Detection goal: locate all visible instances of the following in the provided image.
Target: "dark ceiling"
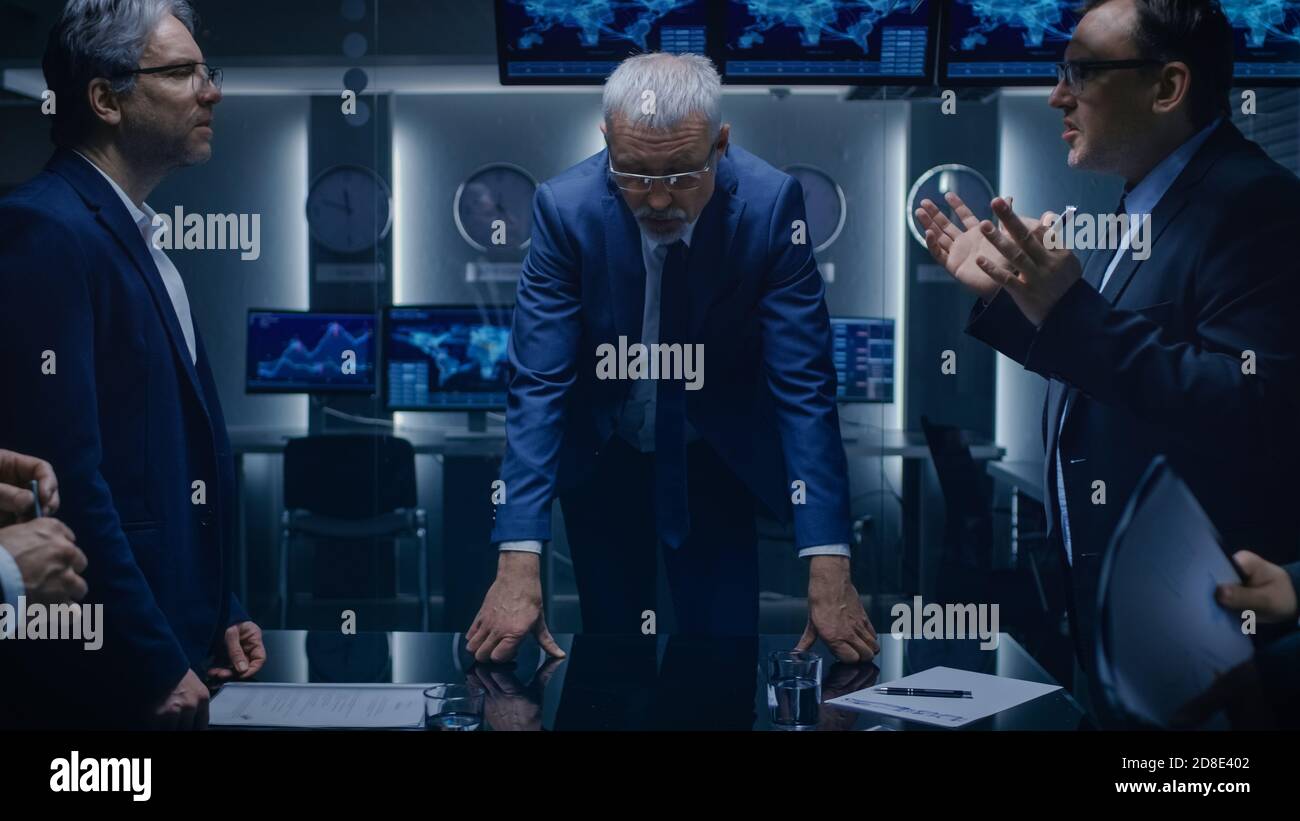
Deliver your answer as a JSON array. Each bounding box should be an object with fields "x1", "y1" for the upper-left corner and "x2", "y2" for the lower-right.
[{"x1": 0, "y1": 0, "x2": 500, "y2": 65}]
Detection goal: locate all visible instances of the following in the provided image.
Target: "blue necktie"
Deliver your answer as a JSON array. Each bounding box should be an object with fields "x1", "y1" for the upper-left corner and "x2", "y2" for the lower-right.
[{"x1": 655, "y1": 239, "x2": 690, "y2": 549}]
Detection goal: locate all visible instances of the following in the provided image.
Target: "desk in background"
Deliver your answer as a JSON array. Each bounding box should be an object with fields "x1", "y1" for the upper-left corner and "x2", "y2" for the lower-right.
[
  {"x1": 986, "y1": 459, "x2": 1049, "y2": 570},
  {"x1": 240, "y1": 630, "x2": 1087, "y2": 731},
  {"x1": 228, "y1": 426, "x2": 1007, "y2": 625}
]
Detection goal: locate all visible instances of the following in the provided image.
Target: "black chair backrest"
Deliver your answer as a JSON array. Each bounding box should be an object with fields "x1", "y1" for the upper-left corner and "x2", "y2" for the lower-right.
[
  {"x1": 283, "y1": 434, "x2": 417, "y2": 518},
  {"x1": 920, "y1": 416, "x2": 993, "y2": 567}
]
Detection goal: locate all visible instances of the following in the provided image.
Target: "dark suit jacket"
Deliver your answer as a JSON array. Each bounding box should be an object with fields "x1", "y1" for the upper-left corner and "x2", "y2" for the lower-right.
[
  {"x1": 967, "y1": 122, "x2": 1300, "y2": 650},
  {"x1": 0, "y1": 150, "x2": 246, "y2": 727},
  {"x1": 490, "y1": 144, "x2": 852, "y2": 549}
]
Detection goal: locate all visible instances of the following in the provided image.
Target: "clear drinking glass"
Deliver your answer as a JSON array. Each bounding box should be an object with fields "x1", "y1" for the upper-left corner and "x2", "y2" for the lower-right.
[
  {"x1": 423, "y1": 684, "x2": 484, "y2": 731},
  {"x1": 767, "y1": 649, "x2": 823, "y2": 729}
]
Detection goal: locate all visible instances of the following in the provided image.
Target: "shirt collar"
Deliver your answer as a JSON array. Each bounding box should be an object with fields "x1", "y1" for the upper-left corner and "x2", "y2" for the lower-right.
[
  {"x1": 640, "y1": 214, "x2": 700, "y2": 253},
  {"x1": 1124, "y1": 117, "x2": 1222, "y2": 216},
  {"x1": 71, "y1": 149, "x2": 159, "y2": 229}
]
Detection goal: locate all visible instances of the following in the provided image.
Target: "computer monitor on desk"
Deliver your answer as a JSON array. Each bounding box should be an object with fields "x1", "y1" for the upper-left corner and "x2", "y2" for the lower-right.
[
  {"x1": 831, "y1": 316, "x2": 894, "y2": 404},
  {"x1": 245, "y1": 310, "x2": 376, "y2": 394},
  {"x1": 383, "y1": 305, "x2": 513, "y2": 429}
]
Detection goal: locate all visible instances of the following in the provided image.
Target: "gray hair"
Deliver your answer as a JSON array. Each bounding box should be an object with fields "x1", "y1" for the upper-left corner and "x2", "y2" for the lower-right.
[
  {"x1": 43, "y1": 0, "x2": 197, "y2": 148},
  {"x1": 602, "y1": 52, "x2": 721, "y2": 138}
]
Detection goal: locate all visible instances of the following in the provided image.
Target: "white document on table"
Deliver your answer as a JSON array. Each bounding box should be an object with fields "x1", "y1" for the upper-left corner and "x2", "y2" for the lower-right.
[
  {"x1": 826, "y1": 666, "x2": 1060, "y2": 728},
  {"x1": 209, "y1": 682, "x2": 431, "y2": 729}
]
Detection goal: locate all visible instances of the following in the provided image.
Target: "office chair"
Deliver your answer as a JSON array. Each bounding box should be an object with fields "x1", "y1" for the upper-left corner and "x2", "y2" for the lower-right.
[
  {"x1": 919, "y1": 416, "x2": 1056, "y2": 623},
  {"x1": 280, "y1": 434, "x2": 429, "y2": 630}
]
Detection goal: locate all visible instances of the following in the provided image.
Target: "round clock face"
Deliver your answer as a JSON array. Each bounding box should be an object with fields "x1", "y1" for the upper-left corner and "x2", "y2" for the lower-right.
[
  {"x1": 454, "y1": 163, "x2": 537, "y2": 252},
  {"x1": 783, "y1": 164, "x2": 847, "y2": 253},
  {"x1": 907, "y1": 164, "x2": 996, "y2": 249},
  {"x1": 306, "y1": 165, "x2": 393, "y2": 254}
]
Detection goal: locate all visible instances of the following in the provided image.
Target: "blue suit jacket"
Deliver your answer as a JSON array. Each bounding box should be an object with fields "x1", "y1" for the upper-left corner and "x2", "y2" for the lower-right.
[
  {"x1": 490, "y1": 144, "x2": 851, "y2": 550},
  {"x1": 0, "y1": 150, "x2": 246, "y2": 725}
]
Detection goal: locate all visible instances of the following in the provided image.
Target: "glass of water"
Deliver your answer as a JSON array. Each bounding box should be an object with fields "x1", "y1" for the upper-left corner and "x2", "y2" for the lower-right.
[
  {"x1": 423, "y1": 684, "x2": 484, "y2": 731},
  {"x1": 767, "y1": 649, "x2": 823, "y2": 729}
]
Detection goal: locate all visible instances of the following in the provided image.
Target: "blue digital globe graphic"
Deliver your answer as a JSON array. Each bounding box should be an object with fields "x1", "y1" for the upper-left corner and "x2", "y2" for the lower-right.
[
  {"x1": 391, "y1": 324, "x2": 510, "y2": 388},
  {"x1": 1223, "y1": 0, "x2": 1300, "y2": 48},
  {"x1": 511, "y1": 0, "x2": 697, "y2": 51},
  {"x1": 733, "y1": 0, "x2": 919, "y2": 54},
  {"x1": 956, "y1": 0, "x2": 1074, "y2": 50}
]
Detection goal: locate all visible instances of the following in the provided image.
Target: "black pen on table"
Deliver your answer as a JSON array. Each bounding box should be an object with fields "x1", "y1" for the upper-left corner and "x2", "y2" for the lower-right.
[
  {"x1": 874, "y1": 687, "x2": 972, "y2": 699},
  {"x1": 30, "y1": 479, "x2": 43, "y2": 518}
]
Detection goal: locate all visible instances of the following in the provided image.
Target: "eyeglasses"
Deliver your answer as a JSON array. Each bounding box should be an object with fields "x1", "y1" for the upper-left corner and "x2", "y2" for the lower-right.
[
  {"x1": 608, "y1": 146, "x2": 716, "y2": 193},
  {"x1": 114, "y1": 61, "x2": 223, "y2": 94},
  {"x1": 1055, "y1": 59, "x2": 1162, "y2": 94}
]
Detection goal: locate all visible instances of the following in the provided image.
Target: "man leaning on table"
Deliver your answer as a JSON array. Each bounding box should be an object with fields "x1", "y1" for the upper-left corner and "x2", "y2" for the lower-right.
[{"x1": 468, "y1": 52, "x2": 878, "y2": 664}]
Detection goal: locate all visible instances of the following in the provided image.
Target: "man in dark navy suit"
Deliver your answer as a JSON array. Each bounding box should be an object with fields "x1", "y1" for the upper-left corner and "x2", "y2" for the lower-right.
[
  {"x1": 468, "y1": 52, "x2": 879, "y2": 664},
  {"x1": 0, "y1": 0, "x2": 263, "y2": 729},
  {"x1": 918, "y1": 0, "x2": 1300, "y2": 668}
]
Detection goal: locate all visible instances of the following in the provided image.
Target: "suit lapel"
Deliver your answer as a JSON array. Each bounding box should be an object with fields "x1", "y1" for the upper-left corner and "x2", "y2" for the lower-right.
[
  {"x1": 602, "y1": 189, "x2": 648, "y2": 345},
  {"x1": 50, "y1": 151, "x2": 213, "y2": 427},
  {"x1": 1050, "y1": 123, "x2": 1243, "y2": 446},
  {"x1": 1099, "y1": 121, "x2": 1240, "y2": 305}
]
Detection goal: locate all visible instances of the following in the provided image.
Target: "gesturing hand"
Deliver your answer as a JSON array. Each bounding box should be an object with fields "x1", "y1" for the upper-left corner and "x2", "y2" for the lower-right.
[
  {"x1": 974, "y1": 197, "x2": 1084, "y2": 327},
  {"x1": 916, "y1": 192, "x2": 1037, "y2": 302}
]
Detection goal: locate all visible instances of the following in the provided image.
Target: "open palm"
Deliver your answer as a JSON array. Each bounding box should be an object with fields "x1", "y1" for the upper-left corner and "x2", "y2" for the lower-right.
[{"x1": 916, "y1": 192, "x2": 1036, "y2": 301}]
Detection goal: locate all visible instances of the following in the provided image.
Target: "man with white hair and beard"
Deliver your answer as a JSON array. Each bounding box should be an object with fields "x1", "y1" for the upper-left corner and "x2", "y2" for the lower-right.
[{"x1": 470, "y1": 52, "x2": 878, "y2": 665}]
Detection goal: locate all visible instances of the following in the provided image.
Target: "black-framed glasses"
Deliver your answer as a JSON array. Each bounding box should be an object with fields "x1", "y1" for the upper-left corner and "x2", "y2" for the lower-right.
[
  {"x1": 1055, "y1": 59, "x2": 1162, "y2": 94},
  {"x1": 114, "y1": 61, "x2": 222, "y2": 94},
  {"x1": 608, "y1": 145, "x2": 717, "y2": 193}
]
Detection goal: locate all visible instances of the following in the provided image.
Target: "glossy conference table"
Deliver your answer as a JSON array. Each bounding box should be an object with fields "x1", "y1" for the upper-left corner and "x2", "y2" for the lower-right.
[{"x1": 239, "y1": 630, "x2": 1089, "y2": 731}]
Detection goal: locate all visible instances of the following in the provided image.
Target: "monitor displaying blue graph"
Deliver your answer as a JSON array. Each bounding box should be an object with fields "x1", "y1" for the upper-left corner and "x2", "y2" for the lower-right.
[
  {"x1": 940, "y1": 0, "x2": 1081, "y2": 85},
  {"x1": 495, "y1": 0, "x2": 712, "y2": 84},
  {"x1": 246, "y1": 311, "x2": 375, "y2": 394},
  {"x1": 385, "y1": 306, "x2": 513, "y2": 411},
  {"x1": 724, "y1": 0, "x2": 936, "y2": 83},
  {"x1": 831, "y1": 317, "x2": 894, "y2": 403},
  {"x1": 1224, "y1": 0, "x2": 1300, "y2": 82}
]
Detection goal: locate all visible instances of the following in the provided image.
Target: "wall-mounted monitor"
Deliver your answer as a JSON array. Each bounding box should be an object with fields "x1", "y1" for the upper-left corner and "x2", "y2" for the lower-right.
[
  {"x1": 495, "y1": 0, "x2": 714, "y2": 85},
  {"x1": 724, "y1": 0, "x2": 937, "y2": 84},
  {"x1": 384, "y1": 305, "x2": 513, "y2": 411},
  {"x1": 1224, "y1": 0, "x2": 1300, "y2": 84},
  {"x1": 831, "y1": 317, "x2": 894, "y2": 403},
  {"x1": 245, "y1": 310, "x2": 376, "y2": 394},
  {"x1": 940, "y1": 0, "x2": 1081, "y2": 86}
]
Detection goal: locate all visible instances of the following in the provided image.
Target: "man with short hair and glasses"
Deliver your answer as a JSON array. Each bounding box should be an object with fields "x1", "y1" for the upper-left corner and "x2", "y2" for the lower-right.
[
  {"x1": 470, "y1": 51, "x2": 877, "y2": 665},
  {"x1": 0, "y1": 0, "x2": 261, "y2": 730},
  {"x1": 918, "y1": 0, "x2": 1300, "y2": 689}
]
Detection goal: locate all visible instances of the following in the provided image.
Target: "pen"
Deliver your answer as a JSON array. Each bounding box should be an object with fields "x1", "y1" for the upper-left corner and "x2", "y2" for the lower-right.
[
  {"x1": 30, "y1": 479, "x2": 43, "y2": 518},
  {"x1": 874, "y1": 687, "x2": 972, "y2": 699}
]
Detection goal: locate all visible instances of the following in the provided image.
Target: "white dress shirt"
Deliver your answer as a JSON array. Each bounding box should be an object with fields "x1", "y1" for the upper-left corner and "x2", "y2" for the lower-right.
[
  {"x1": 502, "y1": 218, "x2": 849, "y2": 559},
  {"x1": 73, "y1": 151, "x2": 197, "y2": 364}
]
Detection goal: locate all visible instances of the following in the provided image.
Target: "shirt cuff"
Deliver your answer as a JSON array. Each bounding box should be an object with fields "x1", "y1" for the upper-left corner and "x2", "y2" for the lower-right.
[
  {"x1": 0, "y1": 545, "x2": 24, "y2": 635},
  {"x1": 798, "y1": 543, "x2": 851, "y2": 559},
  {"x1": 498, "y1": 540, "x2": 544, "y2": 554}
]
